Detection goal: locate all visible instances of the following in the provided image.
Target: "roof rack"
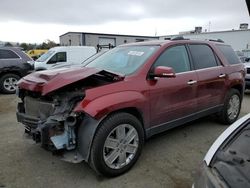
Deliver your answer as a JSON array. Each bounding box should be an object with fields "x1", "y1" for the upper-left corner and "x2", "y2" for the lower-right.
[
  {"x1": 171, "y1": 36, "x2": 190, "y2": 41},
  {"x1": 207, "y1": 39, "x2": 224, "y2": 43}
]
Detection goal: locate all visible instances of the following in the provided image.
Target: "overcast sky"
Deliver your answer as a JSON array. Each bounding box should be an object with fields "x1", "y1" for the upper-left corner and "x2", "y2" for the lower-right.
[{"x1": 0, "y1": 0, "x2": 249, "y2": 43}]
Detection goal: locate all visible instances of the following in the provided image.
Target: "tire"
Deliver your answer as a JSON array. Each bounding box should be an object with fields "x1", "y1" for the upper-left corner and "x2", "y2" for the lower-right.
[
  {"x1": 89, "y1": 112, "x2": 144, "y2": 177},
  {"x1": 0, "y1": 73, "x2": 20, "y2": 94},
  {"x1": 218, "y1": 89, "x2": 241, "y2": 125}
]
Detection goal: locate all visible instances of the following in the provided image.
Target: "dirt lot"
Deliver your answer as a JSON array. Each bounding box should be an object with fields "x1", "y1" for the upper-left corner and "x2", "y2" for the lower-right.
[{"x1": 0, "y1": 93, "x2": 250, "y2": 188}]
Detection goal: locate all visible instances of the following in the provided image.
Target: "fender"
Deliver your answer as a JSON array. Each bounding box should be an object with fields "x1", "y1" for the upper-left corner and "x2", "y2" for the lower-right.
[
  {"x1": 73, "y1": 90, "x2": 149, "y2": 121},
  {"x1": 74, "y1": 91, "x2": 149, "y2": 161},
  {"x1": 77, "y1": 114, "x2": 102, "y2": 161}
]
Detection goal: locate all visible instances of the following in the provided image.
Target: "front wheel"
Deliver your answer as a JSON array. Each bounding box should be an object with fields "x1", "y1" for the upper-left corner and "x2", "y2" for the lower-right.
[
  {"x1": 218, "y1": 89, "x2": 241, "y2": 125},
  {"x1": 90, "y1": 112, "x2": 144, "y2": 177}
]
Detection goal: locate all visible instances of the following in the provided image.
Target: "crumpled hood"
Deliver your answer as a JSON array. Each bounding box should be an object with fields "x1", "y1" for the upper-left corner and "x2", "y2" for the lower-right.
[{"x1": 18, "y1": 67, "x2": 101, "y2": 96}]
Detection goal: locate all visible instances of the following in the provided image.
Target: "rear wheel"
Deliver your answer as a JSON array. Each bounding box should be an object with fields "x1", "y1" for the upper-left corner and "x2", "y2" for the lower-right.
[
  {"x1": 0, "y1": 74, "x2": 20, "y2": 94},
  {"x1": 218, "y1": 89, "x2": 241, "y2": 125},
  {"x1": 90, "y1": 112, "x2": 144, "y2": 177}
]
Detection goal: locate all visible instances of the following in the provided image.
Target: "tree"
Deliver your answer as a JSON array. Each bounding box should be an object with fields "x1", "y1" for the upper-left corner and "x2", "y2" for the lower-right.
[
  {"x1": 38, "y1": 40, "x2": 58, "y2": 49},
  {"x1": 4, "y1": 42, "x2": 13, "y2": 47},
  {"x1": 20, "y1": 43, "x2": 28, "y2": 51}
]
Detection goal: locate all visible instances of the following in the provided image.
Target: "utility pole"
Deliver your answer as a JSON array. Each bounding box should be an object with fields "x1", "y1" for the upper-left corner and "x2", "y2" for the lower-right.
[{"x1": 208, "y1": 21, "x2": 211, "y2": 32}]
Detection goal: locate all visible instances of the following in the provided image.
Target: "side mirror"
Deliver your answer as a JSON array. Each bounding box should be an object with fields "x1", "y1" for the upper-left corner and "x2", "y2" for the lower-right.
[
  {"x1": 245, "y1": 58, "x2": 250, "y2": 62},
  {"x1": 152, "y1": 66, "x2": 176, "y2": 78}
]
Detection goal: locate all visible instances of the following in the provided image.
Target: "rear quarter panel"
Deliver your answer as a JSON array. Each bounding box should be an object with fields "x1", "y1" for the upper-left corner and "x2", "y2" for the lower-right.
[{"x1": 225, "y1": 64, "x2": 245, "y2": 93}]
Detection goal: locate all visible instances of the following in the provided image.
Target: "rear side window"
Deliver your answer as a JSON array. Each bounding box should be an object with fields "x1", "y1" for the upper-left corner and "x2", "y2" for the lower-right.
[
  {"x1": 0, "y1": 49, "x2": 20, "y2": 59},
  {"x1": 153, "y1": 45, "x2": 191, "y2": 73},
  {"x1": 189, "y1": 44, "x2": 218, "y2": 69},
  {"x1": 216, "y1": 45, "x2": 240, "y2": 65}
]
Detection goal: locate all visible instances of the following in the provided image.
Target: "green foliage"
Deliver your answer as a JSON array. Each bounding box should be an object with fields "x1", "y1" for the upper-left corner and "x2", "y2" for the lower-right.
[
  {"x1": 38, "y1": 40, "x2": 58, "y2": 49},
  {"x1": 4, "y1": 40, "x2": 58, "y2": 51},
  {"x1": 20, "y1": 43, "x2": 35, "y2": 51},
  {"x1": 4, "y1": 42, "x2": 13, "y2": 47}
]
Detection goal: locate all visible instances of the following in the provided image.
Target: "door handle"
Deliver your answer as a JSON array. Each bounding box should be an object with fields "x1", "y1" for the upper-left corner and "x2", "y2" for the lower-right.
[
  {"x1": 218, "y1": 74, "x2": 226, "y2": 78},
  {"x1": 187, "y1": 80, "x2": 197, "y2": 85}
]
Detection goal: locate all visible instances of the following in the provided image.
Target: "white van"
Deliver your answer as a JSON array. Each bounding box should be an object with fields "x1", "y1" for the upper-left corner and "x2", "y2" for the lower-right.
[{"x1": 34, "y1": 46, "x2": 96, "y2": 70}]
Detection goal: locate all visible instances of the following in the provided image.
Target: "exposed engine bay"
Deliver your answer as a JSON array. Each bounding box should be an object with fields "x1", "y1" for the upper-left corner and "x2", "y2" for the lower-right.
[{"x1": 16, "y1": 70, "x2": 123, "y2": 162}]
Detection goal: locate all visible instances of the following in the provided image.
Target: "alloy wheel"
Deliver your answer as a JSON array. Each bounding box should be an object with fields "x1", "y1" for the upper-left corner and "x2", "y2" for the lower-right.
[
  {"x1": 103, "y1": 124, "x2": 139, "y2": 169},
  {"x1": 227, "y1": 94, "x2": 240, "y2": 121},
  {"x1": 3, "y1": 77, "x2": 18, "y2": 92}
]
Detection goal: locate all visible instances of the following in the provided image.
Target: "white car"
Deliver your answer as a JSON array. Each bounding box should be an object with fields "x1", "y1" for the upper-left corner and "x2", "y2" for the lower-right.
[
  {"x1": 193, "y1": 113, "x2": 250, "y2": 187},
  {"x1": 34, "y1": 46, "x2": 96, "y2": 70}
]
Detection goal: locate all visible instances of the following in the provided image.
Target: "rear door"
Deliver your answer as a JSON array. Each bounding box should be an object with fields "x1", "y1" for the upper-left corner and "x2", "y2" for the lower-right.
[
  {"x1": 188, "y1": 44, "x2": 227, "y2": 111},
  {"x1": 149, "y1": 45, "x2": 198, "y2": 126},
  {"x1": 0, "y1": 49, "x2": 21, "y2": 68}
]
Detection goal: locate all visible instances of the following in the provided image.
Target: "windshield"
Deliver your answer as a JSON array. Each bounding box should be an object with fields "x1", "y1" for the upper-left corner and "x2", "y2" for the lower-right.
[
  {"x1": 36, "y1": 50, "x2": 55, "y2": 62},
  {"x1": 81, "y1": 51, "x2": 107, "y2": 66},
  {"x1": 86, "y1": 46, "x2": 159, "y2": 75}
]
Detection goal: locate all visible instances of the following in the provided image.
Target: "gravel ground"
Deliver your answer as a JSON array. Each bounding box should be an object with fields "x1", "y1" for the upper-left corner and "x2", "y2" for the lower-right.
[{"x1": 0, "y1": 93, "x2": 250, "y2": 188}]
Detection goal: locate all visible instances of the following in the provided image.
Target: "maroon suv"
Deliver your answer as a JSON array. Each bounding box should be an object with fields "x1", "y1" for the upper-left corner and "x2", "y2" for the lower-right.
[{"x1": 16, "y1": 39, "x2": 245, "y2": 176}]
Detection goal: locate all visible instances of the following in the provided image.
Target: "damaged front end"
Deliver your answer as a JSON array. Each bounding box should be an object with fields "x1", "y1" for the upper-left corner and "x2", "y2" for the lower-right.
[
  {"x1": 17, "y1": 90, "x2": 85, "y2": 162},
  {"x1": 16, "y1": 67, "x2": 124, "y2": 163}
]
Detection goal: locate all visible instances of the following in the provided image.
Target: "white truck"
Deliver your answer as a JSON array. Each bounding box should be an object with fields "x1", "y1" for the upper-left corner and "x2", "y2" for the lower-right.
[{"x1": 34, "y1": 46, "x2": 96, "y2": 70}]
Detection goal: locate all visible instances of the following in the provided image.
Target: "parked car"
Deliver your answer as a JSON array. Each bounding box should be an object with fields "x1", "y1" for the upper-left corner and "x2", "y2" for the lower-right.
[
  {"x1": 235, "y1": 50, "x2": 248, "y2": 63},
  {"x1": 50, "y1": 50, "x2": 108, "y2": 70},
  {"x1": 243, "y1": 59, "x2": 250, "y2": 90},
  {"x1": 34, "y1": 46, "x2": 96, "y2": 70},
  {"x1": 0, "y1": 47, "x2": 33, "y2": 94},
  {"x1": 235, "y1": 51, "x2": 250, "y2": 90},
  {"x1": 16, "y1": 39, "x2": 245, "y2": 177},
  {"x1": 27, "y1": 49, "x2": 48, "y2": 60},
  {"x1": 193, "y1": 113, "x2": 250, "y2": 188}
]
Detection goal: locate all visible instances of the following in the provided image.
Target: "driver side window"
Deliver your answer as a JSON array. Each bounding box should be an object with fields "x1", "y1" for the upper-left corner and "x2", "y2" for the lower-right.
[
  {"x1": 48, "y1": 52, "x2": 66, "y2": 64},
  {"x1": 153, "y1": 45, "x2": 191, "y2": 73}
]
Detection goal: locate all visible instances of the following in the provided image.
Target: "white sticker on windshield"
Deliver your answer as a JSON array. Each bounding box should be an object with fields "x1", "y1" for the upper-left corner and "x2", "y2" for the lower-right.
[{"x1": 128, "y1": 51, "x2": 144, "y2": 56}]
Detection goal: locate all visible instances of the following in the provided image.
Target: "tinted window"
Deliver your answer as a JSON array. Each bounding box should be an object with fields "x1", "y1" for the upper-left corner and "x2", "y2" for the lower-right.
[
  {"x1": 0, "y1": 49, "x2": 19, "y2": 59},
  {"x1": 153, "y1": 45, "x2": 191, "y2": 73},
  {"x1": 216, "y1": 45, "x2": 240, "y2": 65},
  {"x1": 189, "y1": 44, "x2": 218, "y2": 69},
  {"x1": 48, "y1": 52, "x2": 66, "y2": 64},
  {"x1": 57, "y1": 52, "x2": 66, "y2": 62}
]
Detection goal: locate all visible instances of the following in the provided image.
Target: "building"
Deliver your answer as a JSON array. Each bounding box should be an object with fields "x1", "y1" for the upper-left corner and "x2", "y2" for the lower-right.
[
  {"x1": 60, "y1": 24, "x2": 250, "y2": 53},
  {"x1": 60, "y1": 32, "x2": 158, "y2": 50},
  {"x1": 159, "y1": 26, "x2": 250, "y2": 52}
]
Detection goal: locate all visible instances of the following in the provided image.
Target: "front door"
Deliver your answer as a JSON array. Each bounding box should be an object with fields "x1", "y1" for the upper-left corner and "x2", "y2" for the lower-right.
[{"x1": 148, "y1": 45, "x2": 198, "y2": 127}]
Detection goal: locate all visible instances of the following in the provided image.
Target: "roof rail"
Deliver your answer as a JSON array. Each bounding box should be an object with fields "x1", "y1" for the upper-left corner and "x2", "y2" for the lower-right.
[
  {"x1": 207, "y1": 39, "x2": 224, "y2": 43},
  {"x1": 171, "y1": 36, "x2": 189, "y2": 41}
]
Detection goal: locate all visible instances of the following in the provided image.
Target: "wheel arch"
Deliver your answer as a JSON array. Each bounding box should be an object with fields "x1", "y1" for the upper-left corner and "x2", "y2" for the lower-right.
[
  {"x1": 93, "y1": 107, "x2": 146, "y2": 141},
  {"x1": 0, "y1": 71, "x2": 22, "y2": 79},
  {"x1": 77, "y1": 107, "x2": 146, "y2": 162},
  {"x1": 107, "y1": 107, "x2": 145, "y2": 130},
  {"x1": 231, "y1": 84, "x2": 244, "y2": 100}
]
